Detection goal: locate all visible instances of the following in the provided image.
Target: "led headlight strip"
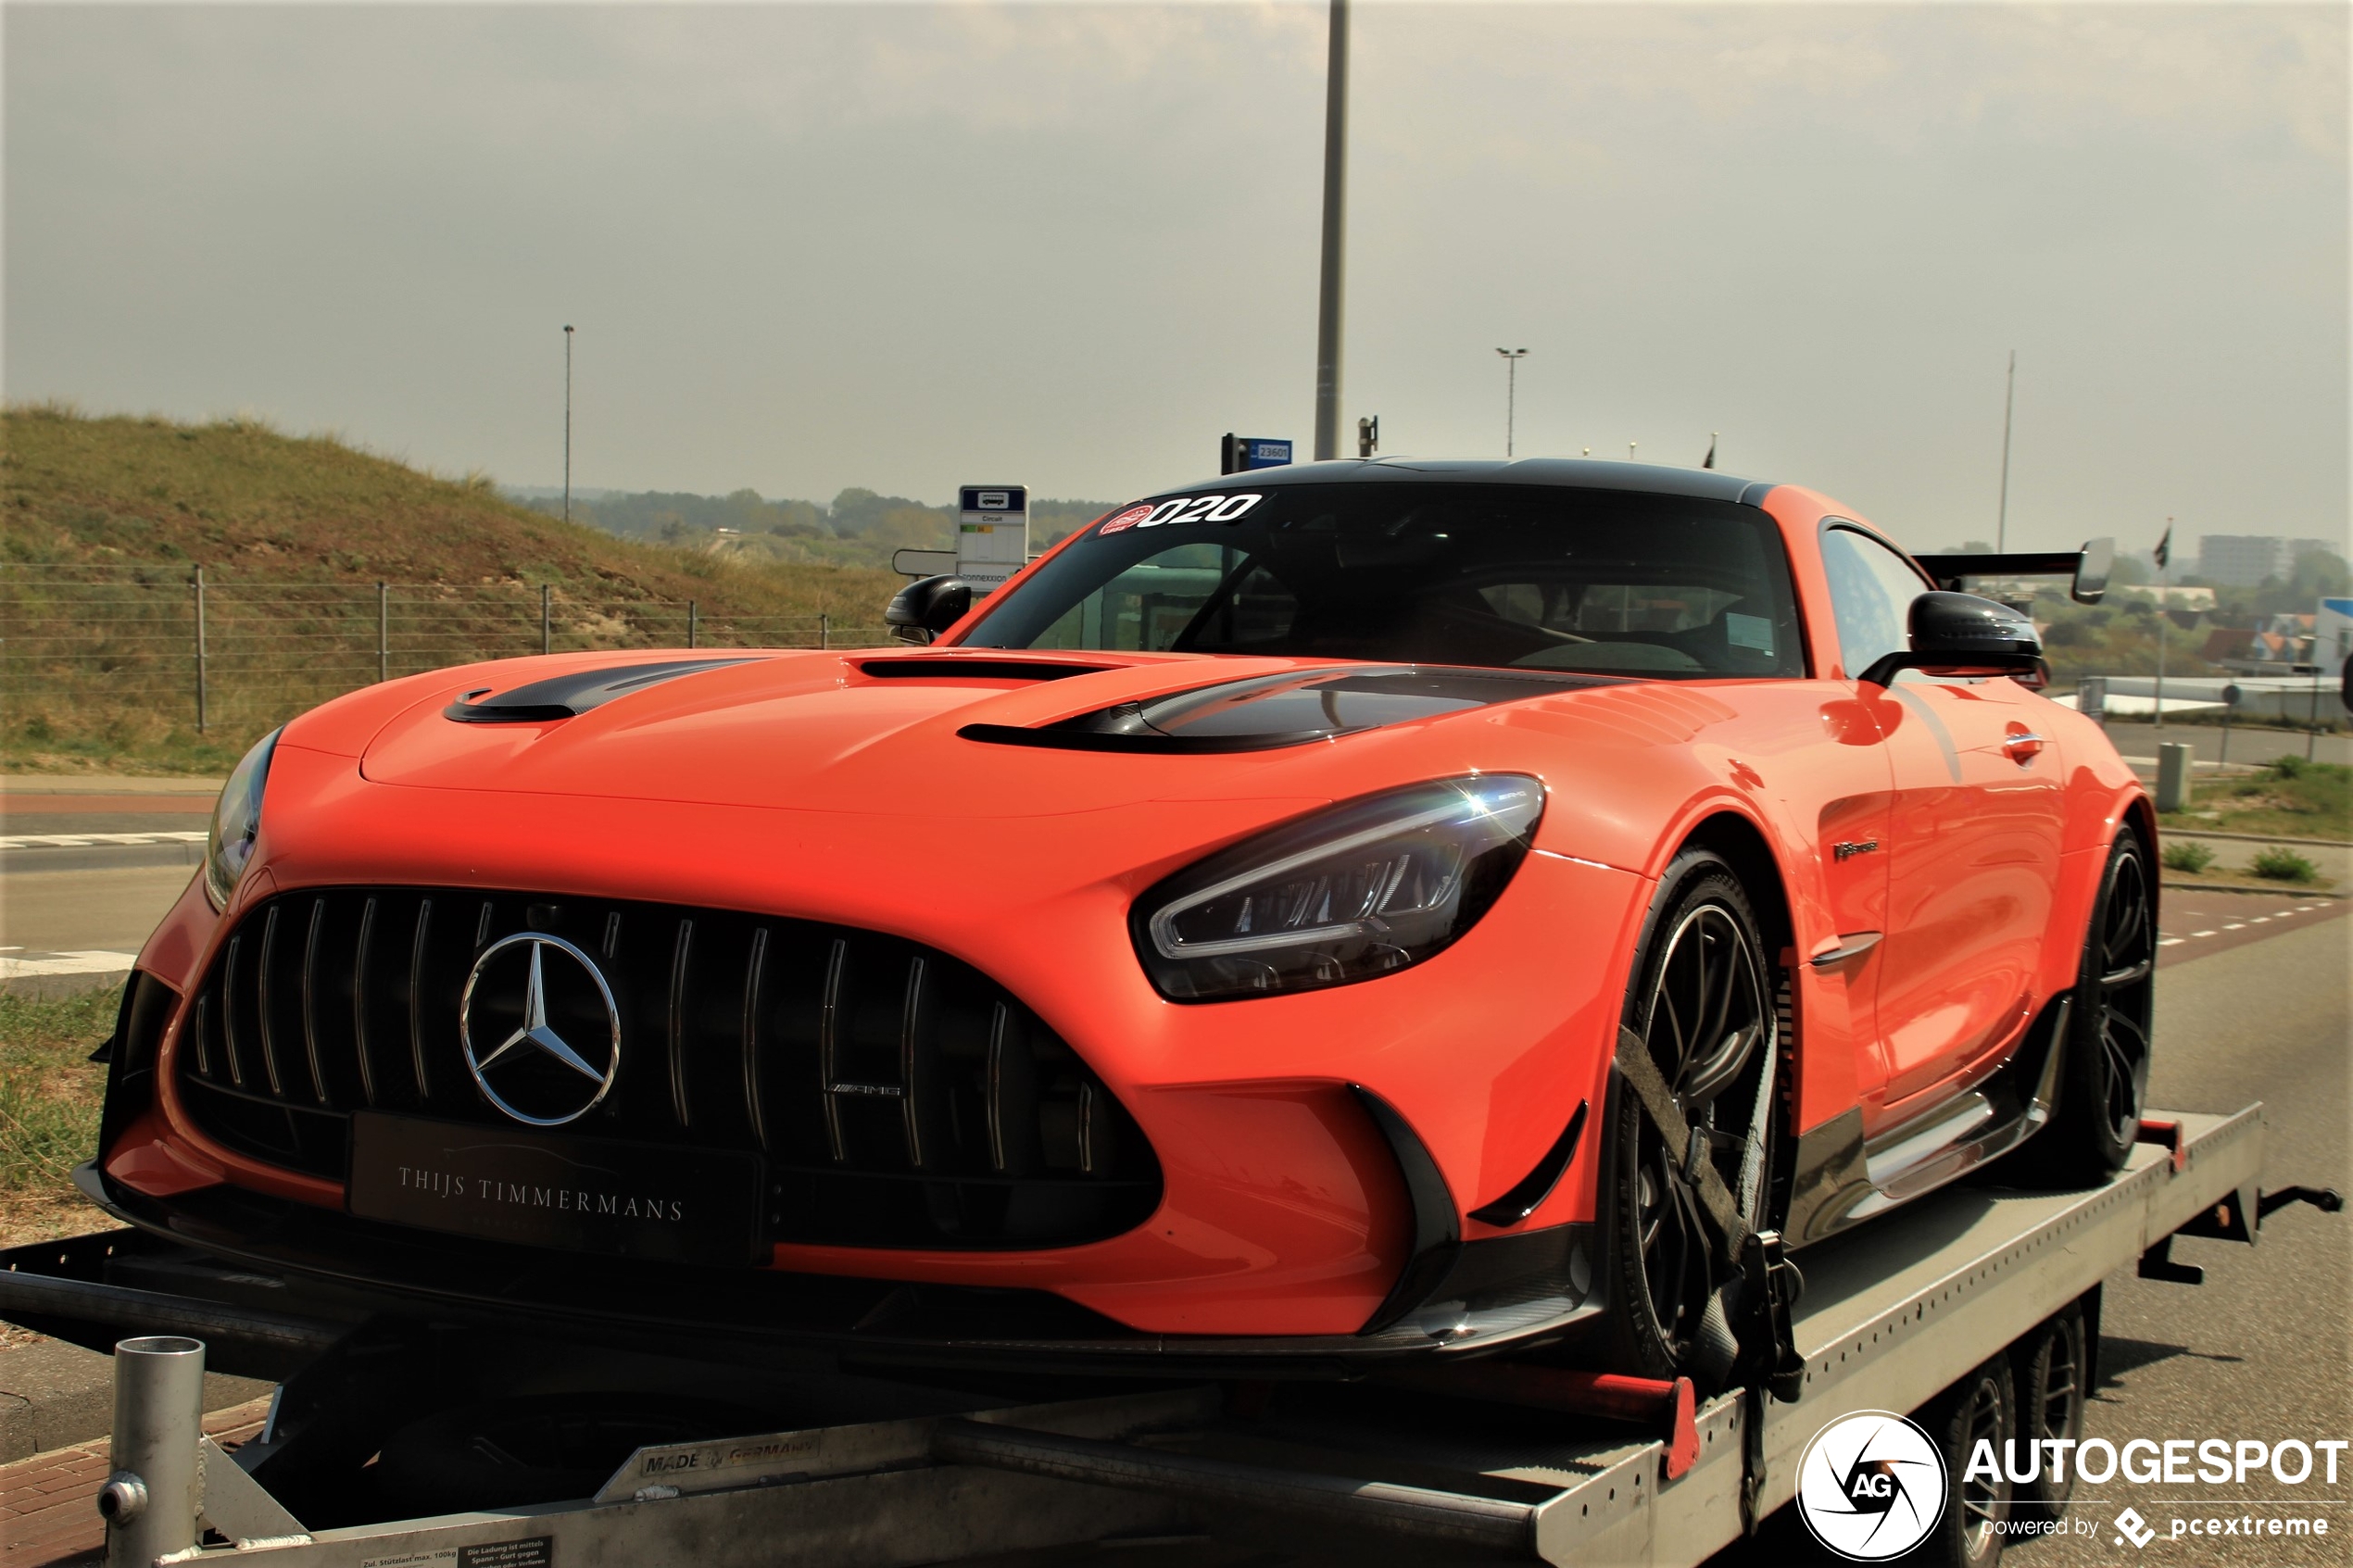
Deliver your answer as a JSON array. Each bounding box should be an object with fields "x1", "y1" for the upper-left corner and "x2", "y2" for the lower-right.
[
  {"x1": 204, "y1": 728, "x2": 281, "y2": 910},
  {"x1": 1132, "y1": 774, "x2": 1545, "y2": 1001}
]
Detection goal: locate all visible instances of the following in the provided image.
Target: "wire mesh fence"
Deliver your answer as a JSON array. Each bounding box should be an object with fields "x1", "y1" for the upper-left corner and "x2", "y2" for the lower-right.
[{"x1": 1, "y1": 564, "x2": 895, "y2": 755}]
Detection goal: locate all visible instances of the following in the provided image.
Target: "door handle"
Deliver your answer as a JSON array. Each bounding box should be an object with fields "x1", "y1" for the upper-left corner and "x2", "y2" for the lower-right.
[{"x1": 2002, "y1": 731, "x2": 2045, "y2": 764}]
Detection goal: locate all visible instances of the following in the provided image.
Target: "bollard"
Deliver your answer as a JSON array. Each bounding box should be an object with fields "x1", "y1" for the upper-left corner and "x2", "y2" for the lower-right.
[
  {"x1": 100, "y1": 1336, "x2": 206, "y2": 1568},
  {"x1": 2155, "y1": 741, "x2": 2195, "y2": 814}
]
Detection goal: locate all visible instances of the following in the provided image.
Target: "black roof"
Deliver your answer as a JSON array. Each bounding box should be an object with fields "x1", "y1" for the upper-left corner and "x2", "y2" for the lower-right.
[{"x1": 1167, "y1": 457, "x2": 1772, "y2": 507}]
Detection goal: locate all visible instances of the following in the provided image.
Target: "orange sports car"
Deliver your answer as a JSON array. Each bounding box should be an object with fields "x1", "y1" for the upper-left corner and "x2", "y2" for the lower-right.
[{"x1": 91, "y1": 459, "x2": 2145, "y2": 1386}]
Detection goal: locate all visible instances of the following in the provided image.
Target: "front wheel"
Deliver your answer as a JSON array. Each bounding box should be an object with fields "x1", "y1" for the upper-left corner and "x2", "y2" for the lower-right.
[{"x1": 1591, "y1": 849, "x2": 1783, "y2": 1386}]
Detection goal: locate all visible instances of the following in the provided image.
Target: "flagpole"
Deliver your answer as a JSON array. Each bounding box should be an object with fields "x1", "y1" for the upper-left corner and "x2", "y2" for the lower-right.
[{"x1": 2154, "y1": 518, "x2": 2171, "y2": 734}]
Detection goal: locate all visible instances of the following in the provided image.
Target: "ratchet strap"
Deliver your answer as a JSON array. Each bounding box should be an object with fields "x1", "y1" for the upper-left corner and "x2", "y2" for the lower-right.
[{"x1": 1615, "y1": 1027, "x2": 1806, "y2": 1410}]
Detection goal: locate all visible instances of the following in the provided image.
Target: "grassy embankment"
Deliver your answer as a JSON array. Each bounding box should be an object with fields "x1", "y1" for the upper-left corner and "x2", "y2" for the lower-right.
[
  {"x1": 2, "y1": 405, "x2": 902, "y2": 773},
  {"x1": 0, "y1": 985, "x2": 112, "y2": 1248}
]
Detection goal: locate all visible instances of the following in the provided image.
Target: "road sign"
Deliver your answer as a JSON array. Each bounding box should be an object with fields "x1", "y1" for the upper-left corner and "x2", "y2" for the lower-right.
[
  {"x1": 1220, "y1": 435, "x2": 1293, "y2": 475},
  {"x1": 956, "y1": 485, "x2": 1028, "y2": 593}
]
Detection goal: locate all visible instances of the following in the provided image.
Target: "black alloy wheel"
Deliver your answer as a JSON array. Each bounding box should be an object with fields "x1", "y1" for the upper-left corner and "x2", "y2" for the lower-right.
[
  {"x1": 1594, "y1": 849, "x2": 1782, "y2": 1384},
  {"x1": 2009, "y1": 1301, "x2": 2088, "y2": 1520},
  {"x1": 2019, "y1": 831, "x2": 2156, "y2": 1185},
  {"x1": 1906, "y1": 1357, "x2": 2017, "y2": 1567}
]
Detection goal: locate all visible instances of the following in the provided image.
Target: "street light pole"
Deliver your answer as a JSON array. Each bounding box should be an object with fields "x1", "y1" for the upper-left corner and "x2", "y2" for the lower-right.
[
  {"x1": 563, "y1": 325, "x2": 575, "y2": 525},
  {"x1": 1312, "y1": 0, "x2": 1349, "y2": 460},
  {"x1": 1995, "y1": 349, "x2": 2015, "y2": 553},
  {"x1": 1495, "y1": 348, "x2": 1527, "y2": 457}
]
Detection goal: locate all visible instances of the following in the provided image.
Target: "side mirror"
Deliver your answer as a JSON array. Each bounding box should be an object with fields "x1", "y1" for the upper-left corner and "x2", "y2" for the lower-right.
[
  {"x1": 884, "y1": 575, "x2": 976, "y2": 645},
  {"x1": 1858, "y1": 592, "x2": 2047, "y2": 689},
  {"x1": 2071, "y1": 537, "x2": 2114, "y2": 604}
]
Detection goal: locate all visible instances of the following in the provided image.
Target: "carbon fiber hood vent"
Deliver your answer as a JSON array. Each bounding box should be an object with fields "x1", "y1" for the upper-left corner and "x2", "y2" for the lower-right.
[{"x1": 958, "y1": 666, "x2": 1617, "y2": 754}]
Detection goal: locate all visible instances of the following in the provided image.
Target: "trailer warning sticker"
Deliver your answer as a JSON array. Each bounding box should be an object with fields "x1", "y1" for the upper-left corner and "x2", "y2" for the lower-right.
[{"x1": 363, "y1": 1540, "x2": 551, "y2": 1568}]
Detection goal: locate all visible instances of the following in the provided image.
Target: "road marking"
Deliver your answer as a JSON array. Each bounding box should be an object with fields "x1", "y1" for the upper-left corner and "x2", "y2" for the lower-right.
[
  {"x1": 2192, "y1": 930, "x2": 2218, "y2": 938},
  {"x1": 2223, "y1": 923, "x2": 2246, "y2": 931},
  {"x1": 0, "y1": 830, "x2": 208, "y2": 849},
  {"x1": 2158, "y1": 937, "x2": 2184, "y2": 947},
  {"x1": 2251, "y1": 917, "x2": 2271, "y2": 923},
  {"x1": 0, "y1": 949, "x2": 138, "y2": 978}
]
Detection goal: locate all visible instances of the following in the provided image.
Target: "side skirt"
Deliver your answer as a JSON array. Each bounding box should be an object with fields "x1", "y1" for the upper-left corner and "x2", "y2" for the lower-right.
[{"x1": 1785, "y1": 996, "x2": 2071, "y2": 1247}]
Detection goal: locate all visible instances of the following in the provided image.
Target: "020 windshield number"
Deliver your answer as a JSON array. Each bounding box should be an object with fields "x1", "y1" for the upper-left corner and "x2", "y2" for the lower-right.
[{"x1": 1100, "y1": 493, "x2": 1265, "y2": 534}]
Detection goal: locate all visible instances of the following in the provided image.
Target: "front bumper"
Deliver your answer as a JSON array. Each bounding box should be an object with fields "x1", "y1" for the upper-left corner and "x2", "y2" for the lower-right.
[{"x1": 57, "y1": 1162, "x2": 1604, "y2": 1378}]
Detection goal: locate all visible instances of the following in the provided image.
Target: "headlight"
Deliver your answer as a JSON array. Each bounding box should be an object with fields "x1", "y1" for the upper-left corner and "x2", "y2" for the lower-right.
[
  {"x1": 204, "y1": 729, "x2": 281, "y2": 910},
  {"x1": 1132, "y1": 775, "x2": 1544, "y2": 1001}
]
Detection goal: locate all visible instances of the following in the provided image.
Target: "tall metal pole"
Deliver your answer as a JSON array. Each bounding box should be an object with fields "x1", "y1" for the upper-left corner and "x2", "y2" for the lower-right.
[
  {"x1": 2154, "y1": 518, "x2": 2170, "y2": 734},
  {"x1": 540, "y1": 583, "x2": 552, "y2": 656},
  {"x1": 376, "y1": 581, "x2": 388, "y2": 684},
  {"x1": 1496, "y1": 348, "x2": 1527, "y2": 457},
  {"x1": 1312, "y1": 0, "x2": 1350, "y2": 460},
  {"x1": 563, "y1": 325, "x2": 575, "y2": 525},
  {"x1": 192, "y1": 566, "x2": 208, "y2": 735},
  {"x1": 1995, "y1": 350, "x2": 2015, "y2": 554}
]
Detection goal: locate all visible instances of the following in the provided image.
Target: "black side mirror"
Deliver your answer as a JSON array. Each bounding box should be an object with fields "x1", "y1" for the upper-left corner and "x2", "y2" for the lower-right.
[
  {"x1": 1858, "y1": 591, "x2": 2047, "y2": 689},
  {"x1": 884, "y1": 575, "x2": 976, "y2": 645}
]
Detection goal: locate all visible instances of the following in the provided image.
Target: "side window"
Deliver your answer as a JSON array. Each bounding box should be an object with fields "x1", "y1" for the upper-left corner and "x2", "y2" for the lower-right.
[{"x1": 1819, "y1": 527, "x2": 1930, "y2": 679}]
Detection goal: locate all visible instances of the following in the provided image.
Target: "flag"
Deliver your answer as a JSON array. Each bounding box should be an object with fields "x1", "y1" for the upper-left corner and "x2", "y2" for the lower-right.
[
  {"x1": 2154, "y1": 524, "x2": 2171, "y2": 571},
  {"x1": 1702, "y1": 433, "x2": 1717, "y2": 470}
]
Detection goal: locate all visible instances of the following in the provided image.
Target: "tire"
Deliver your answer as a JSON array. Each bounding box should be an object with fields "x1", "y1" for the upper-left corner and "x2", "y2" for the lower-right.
[
  {"x1": 2018, "y1": 829, "x2": 2157, "y2": 1186},
  {"x1": 1900, "y1": 1357, "x2": 2016, "y2": 1568},
  {"x1": 2008, "y1": 1301, "x2": 2088, "y2": 1522},
  {"x1": 1590, "y1": 848, "x2": 1783, "y2": 1387}
]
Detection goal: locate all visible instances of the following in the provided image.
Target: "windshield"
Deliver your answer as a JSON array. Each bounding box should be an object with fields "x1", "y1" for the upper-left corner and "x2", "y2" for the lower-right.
[{"x1": 956, "y1": 483, "x2": 1805, "y2": 678}]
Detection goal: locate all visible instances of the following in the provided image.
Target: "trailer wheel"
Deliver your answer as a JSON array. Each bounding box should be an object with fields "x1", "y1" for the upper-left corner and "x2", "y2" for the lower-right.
[
  {"x1": 2009, "y1": 1301, "x2": 2087, "y2": 1520},
  {"x1": 1903, "y1": 1356, "x2": 2015, "y2": 1567}
]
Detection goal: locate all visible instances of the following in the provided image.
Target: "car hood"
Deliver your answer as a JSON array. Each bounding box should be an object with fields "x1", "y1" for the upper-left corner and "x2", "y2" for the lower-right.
[{"x1": 356, "y1": 648, "x2": 1617, "y2": 820}]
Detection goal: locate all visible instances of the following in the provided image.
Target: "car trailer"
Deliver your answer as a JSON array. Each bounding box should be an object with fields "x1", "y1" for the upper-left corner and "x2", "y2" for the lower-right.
[{"x1": 4, "y1": 1106, "x2": 2339, "y2": 1568}]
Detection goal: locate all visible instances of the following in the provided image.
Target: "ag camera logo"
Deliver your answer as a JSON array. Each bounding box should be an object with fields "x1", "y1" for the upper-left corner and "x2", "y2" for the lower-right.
[{"x1": 1796, "y1": 1411, "x2": 1947, "y2": 1561}]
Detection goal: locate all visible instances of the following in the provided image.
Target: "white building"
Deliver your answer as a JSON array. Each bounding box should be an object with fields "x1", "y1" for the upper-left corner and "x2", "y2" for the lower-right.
[{"x1": 2195, "y1": 534, "x2": 2341, "y2": 587}]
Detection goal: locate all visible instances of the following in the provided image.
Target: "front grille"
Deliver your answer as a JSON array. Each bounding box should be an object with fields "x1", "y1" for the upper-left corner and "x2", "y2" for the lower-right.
[{"x1": 175, "y1": 889, "x2": 1162, "y2": 1250}]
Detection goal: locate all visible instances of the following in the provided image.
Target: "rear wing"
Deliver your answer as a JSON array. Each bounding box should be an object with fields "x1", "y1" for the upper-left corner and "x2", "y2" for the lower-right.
[{"x1": 1915, "y1": 536, "x2": 2114, "y2": 605}]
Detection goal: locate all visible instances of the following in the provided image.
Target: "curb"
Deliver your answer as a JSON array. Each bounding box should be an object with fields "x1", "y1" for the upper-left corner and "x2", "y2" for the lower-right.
[
  {"x1": 0, "y1": 1338, "x2": 271, "y2": 1462},
  {"x1": 2158, "y1": 828, "x2": 2347, "y2": 849},
  {"x1": 2159, "y1": 878, "x2": 2347, "y2": 899}
]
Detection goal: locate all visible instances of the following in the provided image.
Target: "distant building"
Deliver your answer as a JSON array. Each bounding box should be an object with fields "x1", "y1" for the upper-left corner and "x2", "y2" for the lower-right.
[{"x1": 2195, "y1": 535, "x2": 2340, "y2": 587}]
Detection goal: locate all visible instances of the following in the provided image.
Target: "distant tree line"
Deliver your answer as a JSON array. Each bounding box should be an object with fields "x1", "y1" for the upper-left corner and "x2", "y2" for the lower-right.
[{"x1": 510, "y1": 487, "x2": 1115, "y2": 574}]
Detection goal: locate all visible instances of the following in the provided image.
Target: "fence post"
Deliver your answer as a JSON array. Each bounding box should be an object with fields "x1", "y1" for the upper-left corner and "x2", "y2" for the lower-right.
[
  {"x1": 377, "y1": 582, "x2": 389, "y2": 684},
  {"x1": 820, "y1": 613, "x2": 829, "y2": 650},
  {"x1": 541, "y1": 584, "x2": 552, "y2": 657},
  {"x1": 688, "y1": 601, "x2": 698, "y2": 649},
  {"x1": 192, "y1": 566, "x2": 208, "y2": 735}
]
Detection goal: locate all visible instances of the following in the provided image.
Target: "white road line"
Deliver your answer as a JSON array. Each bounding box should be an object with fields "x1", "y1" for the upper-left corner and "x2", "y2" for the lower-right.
[
  {"x1": 0, "y1": 830, "x2": 208, "y2": 849},
  {"x1": 0, "y1": 949, "x2": 138, "y2": 978},
  {"x1": 2192, "y1": 930, "x2": 2218, "y2": 938},
  {"x1": 2223, "y1": 923, "x2": 2246, "y2": 931},
  {"x1": 2158, "y1": 937, "x2": 2185, "y2": 947},
  {"x1": 2251, "y1": 917, "x2": 2271, "y2": 923}
]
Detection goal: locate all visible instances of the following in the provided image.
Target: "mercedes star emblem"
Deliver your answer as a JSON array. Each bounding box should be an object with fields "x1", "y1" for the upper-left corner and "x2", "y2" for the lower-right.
[{"x1": 459, "y1": 933, "x2": 623, "y2": 1126}]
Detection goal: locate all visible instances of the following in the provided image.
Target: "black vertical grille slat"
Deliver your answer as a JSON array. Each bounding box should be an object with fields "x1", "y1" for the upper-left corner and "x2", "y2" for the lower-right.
[
  {"x1": 900, "y1": 956, "x2": 928, "y2": 1169},
  {"x1": 819, "y1": 937, "x2": 849, "y2": 1162},
  {"x1": 742, "y1": 928, "x2": 770, "y2": 1150},
  {"x1": 193, "y1": 994, "x2": 214, "y2": 1079},
  {"x1": 352, "y1": 897, "x2": 379, "y2": 1107},
  {"x1": 299, "y1": 898, "x2": 331, "y2": 1107},
  {"x1": 177, "y1": 887, "x2": 1162, "y2": 1248},
  {"x1": 408, "y1": 898, "x2": 434, "y2": 1101},
  {"x1": 668, "y1": 919, "x2": 695, "y2": 1129},
  {"x1": 255, "y1": 904, "x2": 286, "y2": 1098}
]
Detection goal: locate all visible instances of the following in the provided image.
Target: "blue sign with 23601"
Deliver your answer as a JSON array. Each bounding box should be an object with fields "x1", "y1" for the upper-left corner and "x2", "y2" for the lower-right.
[{"x1": 1239, "y1": 439, "x2": 1291, "y2": 470}]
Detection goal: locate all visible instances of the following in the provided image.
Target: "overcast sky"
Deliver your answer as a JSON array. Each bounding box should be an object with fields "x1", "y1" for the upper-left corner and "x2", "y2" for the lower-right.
[{"x1": 6, "y1": 3, "x2": 2345, "y2": 557}]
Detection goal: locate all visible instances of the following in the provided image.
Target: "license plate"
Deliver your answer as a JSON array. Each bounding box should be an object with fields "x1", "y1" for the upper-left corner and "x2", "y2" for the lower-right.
[{"x1": 347, "y1": 1113, "x2": 764, "y2": 1267}]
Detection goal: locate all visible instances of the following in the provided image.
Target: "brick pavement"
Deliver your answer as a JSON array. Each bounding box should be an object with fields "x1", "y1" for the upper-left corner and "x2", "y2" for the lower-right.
[{"x1": 1, "y1": 1398, "x2": 270, "y2": 1566}]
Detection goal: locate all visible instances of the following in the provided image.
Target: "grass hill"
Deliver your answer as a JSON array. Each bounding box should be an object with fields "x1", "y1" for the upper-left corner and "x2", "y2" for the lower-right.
[
  {"x1": 516, "y1": 485, "x2": 1117, "y2": 574},
  {"x1": 0, "y1": 405, "x2": 903, "y2": 772}
]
